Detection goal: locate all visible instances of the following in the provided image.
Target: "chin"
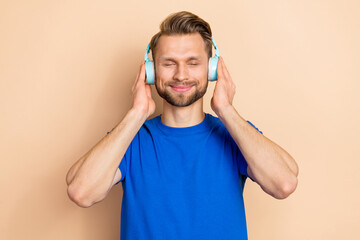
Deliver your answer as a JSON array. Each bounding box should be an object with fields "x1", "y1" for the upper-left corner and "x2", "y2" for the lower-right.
[
  {"x1": 159, "y1": 89, "x2": 207, "y2": 107},
  {"x1": 155, "y1": 78, "x2": 208, "y2": 107}
]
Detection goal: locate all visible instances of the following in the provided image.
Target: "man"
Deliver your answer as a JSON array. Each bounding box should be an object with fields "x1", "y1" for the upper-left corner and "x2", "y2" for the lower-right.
[{"x1": 66, "y1": 11, "x2": 298, "y2": 240}]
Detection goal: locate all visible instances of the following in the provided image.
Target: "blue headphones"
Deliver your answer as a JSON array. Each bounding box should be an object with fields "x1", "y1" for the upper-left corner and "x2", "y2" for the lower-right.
[{"x1": 144, "y1": 37, "x2": 220, "y2": 84}]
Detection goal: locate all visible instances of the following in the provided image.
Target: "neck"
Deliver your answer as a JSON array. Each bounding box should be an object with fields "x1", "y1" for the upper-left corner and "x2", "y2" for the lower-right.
[{"x1": 161, "y1": 98, "x2": 205, "y2": 127}]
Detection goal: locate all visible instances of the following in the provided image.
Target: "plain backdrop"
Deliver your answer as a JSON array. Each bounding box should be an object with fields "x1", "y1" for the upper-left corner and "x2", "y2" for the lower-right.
[{"x1": 1, "y1": 0, "x2": 359, "y2": 239}]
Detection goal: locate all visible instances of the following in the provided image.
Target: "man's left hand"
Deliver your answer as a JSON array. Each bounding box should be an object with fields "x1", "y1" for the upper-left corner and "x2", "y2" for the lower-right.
[{"x1": 211, "y1": 56, "x2": 236, "y2": 117}]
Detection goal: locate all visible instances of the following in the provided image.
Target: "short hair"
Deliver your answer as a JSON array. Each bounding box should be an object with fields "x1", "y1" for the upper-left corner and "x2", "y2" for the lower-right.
[{"x1": 150, "y1": 11, "x2": 213, "y2": 61}]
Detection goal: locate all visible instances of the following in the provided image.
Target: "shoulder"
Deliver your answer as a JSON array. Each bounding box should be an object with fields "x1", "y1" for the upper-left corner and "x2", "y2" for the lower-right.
[
  {"x1": 205, "y1": 113, "x2": 221, "y2": 127},
  {"x1": 144, "y1": 115, "x2": 160, "y2": 127},
  {"x1": 204, "y1": 113, "x2": 234, "y2": 143},
  {"x1": 139, "y1": 114, "x2": 161, "y2": 134},
  {"x1": 206, "y1": 113, "x2": 229, "y2": 133}
]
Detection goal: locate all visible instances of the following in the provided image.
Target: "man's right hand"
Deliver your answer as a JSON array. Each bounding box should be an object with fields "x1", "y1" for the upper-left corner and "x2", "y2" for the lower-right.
[
  {"x1": 131, "y1": 61, "x2": 156, "y2": 119},
  {"x1": 66, "y1": 61, "x2": 156, "y2": 208}
]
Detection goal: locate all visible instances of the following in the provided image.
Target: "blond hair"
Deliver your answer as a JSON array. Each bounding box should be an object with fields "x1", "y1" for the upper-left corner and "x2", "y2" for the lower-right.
[{"x1": 150, "y1": 11, "x2": 213, "y2": 60}]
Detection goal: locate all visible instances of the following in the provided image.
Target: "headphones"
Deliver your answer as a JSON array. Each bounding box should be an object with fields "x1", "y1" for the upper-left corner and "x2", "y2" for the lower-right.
[{"x1": 144, "y1": 37, "x2": 220, "y2": 84}]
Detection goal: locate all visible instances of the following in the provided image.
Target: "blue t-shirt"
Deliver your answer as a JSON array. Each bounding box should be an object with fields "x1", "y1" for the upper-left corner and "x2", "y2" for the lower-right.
[{"x1": 108, "y1": 113, "x2": 262, "y2": 240}]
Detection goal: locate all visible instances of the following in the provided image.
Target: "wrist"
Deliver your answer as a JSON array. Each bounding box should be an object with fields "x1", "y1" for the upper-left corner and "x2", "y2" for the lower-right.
[
  {"x1": 128, "y1": 107, "x2": 149, "y2": 124},
  {"x1": 215, "y1": 104, "x2": 234, "y2": 121}
]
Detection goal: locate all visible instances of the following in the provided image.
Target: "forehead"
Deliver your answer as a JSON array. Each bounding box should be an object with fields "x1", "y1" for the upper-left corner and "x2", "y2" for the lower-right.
[{"x1": 155, "y1": 33, "x2": 207, "y2": 61}]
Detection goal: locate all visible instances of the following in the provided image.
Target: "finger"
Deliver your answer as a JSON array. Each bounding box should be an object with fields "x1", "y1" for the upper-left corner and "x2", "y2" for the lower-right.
[
  {"x1": 220, "y1": 57, "x2": 233, "y2": 84},
  {"x1": 220, "y1": 57, "x2": 231, "y2": 80},
  {"x1": 217, "y1": 56, "x2": 226, "y2": 81},
  {"x1": 136, "y1": 61, "x2": 144, "y2": 79},
  {"x1": 137, "y1": 61, "x2": 146, "y2": 85},
  {"x1": 132, "y1": 62, "x2": 142, "y2": 89},
  {"x1": 136, "y1": 61, "x2": 146, "y2": 83},
  {"x1": 132, "y1": 61, "x2": 146, "y2": 91}
]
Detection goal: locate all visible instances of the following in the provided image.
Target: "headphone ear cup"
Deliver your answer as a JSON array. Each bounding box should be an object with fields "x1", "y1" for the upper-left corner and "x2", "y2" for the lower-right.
[
  {"x1": 208, "y1": 56, "x2": 219, "y2": 81},
  {"x1": 145, "y1": 61, "x2": 155, "y2": 84}
]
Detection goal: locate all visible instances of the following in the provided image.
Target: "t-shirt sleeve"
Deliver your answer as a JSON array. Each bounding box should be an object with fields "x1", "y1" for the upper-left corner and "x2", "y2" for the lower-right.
[
  {"x1": 115, "y1": 154, "x2": 127, "y2": 184},
  {"x1": 228, "y1": 120, "x2": 263, "y2": 182},
  {"x1": 227, "y1": 133, "x2": 251, "y2": 180},
  {"x1": 246, "y1": 120, "x2": 263, "y2": 134},
  {"x1": 106, "y1": 128, "x2": 130, "y2": 185}
]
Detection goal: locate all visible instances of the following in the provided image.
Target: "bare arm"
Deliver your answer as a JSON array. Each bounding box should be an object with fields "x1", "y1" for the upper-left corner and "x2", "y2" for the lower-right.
[
  {"x1": 66, "y1": 62, "x2": 155, "y2": 207},
  {"x1": 211, "y1": 57, "x2": 298, "y2": 199},
  {"x1": 218, "y1": 106, "x2": 298, "y2": 199}
]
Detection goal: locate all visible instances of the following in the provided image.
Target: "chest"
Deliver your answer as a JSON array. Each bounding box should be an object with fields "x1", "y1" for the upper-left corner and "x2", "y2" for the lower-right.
[{"x1": 127, "y1": 132, "x2": 241, "y2": 193}]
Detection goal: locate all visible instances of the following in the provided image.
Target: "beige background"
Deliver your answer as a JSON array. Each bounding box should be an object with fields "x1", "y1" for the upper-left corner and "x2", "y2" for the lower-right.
[{"x1": 1, "y1": 0, "x2": 359, "y2": 239}]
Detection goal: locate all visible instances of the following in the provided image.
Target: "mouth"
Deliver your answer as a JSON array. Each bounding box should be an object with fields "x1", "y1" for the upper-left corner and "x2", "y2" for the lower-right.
[{"x1": 170, "y1": 85, "x2": 194, "y2": 93}]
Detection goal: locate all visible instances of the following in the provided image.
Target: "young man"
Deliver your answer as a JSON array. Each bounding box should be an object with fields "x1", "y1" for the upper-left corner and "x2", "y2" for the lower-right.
[{"x1": 66, "y1": 11, "x2": 298, "y2": 240}]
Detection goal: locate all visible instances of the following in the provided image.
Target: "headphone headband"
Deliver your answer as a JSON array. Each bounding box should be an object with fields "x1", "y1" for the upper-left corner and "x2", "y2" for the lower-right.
[
  {"x1": 211, "y1": 37, "x2": 219, "y2": 57},
  {"x1": 145, "y1": 43, "x2": 151, "y2": 62}
]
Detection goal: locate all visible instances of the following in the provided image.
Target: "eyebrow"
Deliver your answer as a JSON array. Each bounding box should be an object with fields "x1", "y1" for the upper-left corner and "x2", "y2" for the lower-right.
[{"x1": 159, "y1": 56, "x2": 202, "y2": 61}]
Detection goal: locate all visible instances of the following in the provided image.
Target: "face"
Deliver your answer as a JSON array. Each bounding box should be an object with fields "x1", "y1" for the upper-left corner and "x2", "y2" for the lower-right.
[{"x1": 154, "y1": 33, "x2": 209, "y2": 107}]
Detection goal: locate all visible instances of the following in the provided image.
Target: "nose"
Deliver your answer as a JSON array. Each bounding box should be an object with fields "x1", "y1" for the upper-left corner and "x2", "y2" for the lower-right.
[{"x1": 173, "y1": 63, "x2": 189, "y2": 82}]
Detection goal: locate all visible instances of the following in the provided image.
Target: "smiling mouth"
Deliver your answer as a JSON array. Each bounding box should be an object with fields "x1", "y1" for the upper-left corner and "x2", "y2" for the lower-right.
[{"x1": 170, "y1": 85, "x2": 193, "y2": 93}]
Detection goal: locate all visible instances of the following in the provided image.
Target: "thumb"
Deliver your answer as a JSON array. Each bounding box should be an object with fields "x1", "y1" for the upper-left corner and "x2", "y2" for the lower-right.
[{"x1": 145, "y1": 84, "x2": 152, "y2": 98}]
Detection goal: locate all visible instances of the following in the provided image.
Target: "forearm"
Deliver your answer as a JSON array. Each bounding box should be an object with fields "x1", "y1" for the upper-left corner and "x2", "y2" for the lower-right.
[
  {"x1": 66, "y1": 108, "x2": 147, "y2": 206},
  {"x1": 217, "y1": 105, "x2": 298, "y2": 198}
]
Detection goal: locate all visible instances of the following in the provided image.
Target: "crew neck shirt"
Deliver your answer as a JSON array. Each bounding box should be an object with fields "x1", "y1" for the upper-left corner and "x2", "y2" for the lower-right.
[{"x1": 108, "y1": 113, "x2": 262, "y2": 240}]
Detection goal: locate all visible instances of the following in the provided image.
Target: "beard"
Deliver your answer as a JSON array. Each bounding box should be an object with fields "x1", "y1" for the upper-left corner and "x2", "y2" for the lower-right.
[{"x1": 155, "y1": 79, "x2": 208, "y2": 107}]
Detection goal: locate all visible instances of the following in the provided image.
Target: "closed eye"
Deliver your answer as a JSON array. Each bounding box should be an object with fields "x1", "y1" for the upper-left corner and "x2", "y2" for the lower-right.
[{"x1": 163, "y1": 63, "x2": 175, "y2": 66}]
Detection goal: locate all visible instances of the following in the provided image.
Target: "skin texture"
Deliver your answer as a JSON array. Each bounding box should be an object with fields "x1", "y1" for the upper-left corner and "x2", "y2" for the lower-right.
[
  {"x1": 66, "y1": 32, "x2": 299, "y2": 208},
  {"x1": 154, "y1": 34, "x2": 209, "y2": 107},
  {"x1": 212, "y1": 56, "x2": 299, "y2": 199}
]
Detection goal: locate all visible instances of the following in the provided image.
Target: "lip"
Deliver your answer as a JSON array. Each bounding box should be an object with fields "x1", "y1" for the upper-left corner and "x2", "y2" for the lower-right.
[{"x1": 170, "y1": 85, "x2": 193, "y2": 93}]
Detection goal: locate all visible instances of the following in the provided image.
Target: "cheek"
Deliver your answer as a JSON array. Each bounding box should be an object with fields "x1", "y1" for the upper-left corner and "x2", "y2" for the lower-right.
[
  {"x1": 155, "y1": 69, "x2": 171, "y2": 87},
  {"x1": 156, "y1": 67, "x2": 173, "y2": 79},
  {"x1": 189, "y1": 65, "x2": 208, "y2": 80}
]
